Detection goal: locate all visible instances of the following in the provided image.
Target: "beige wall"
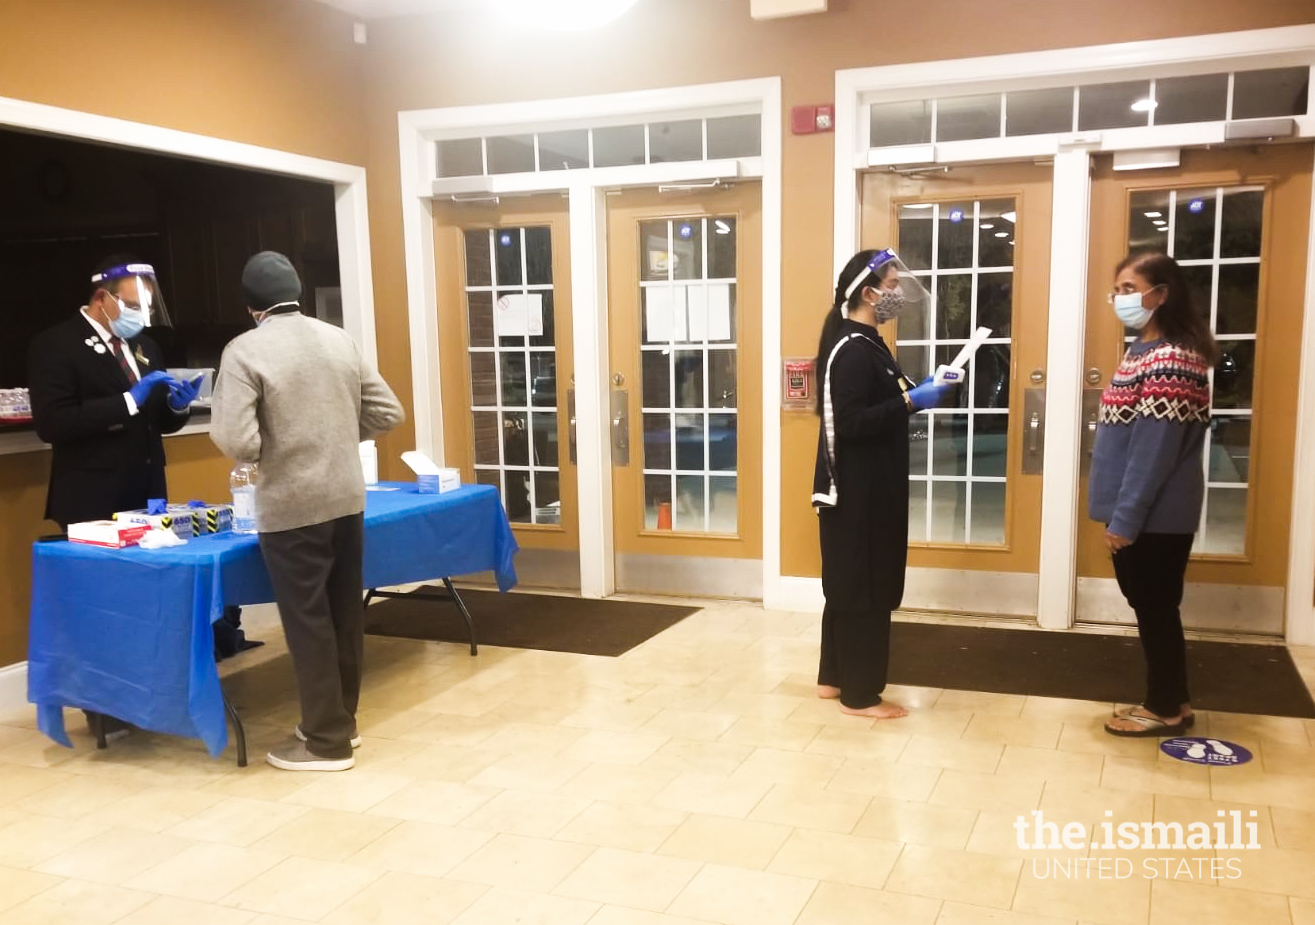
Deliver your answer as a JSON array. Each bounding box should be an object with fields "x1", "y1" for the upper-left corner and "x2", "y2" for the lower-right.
[
  {"x1": 359, "y1": 0, "x2": 1315, "y2": 583},
  {"x1": 0, "y1": 0, "x2": 369, "y2": 666}
]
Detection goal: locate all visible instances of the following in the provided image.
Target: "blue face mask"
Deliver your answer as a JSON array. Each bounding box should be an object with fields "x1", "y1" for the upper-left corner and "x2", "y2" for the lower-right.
[
  {"x1": 1111, "y1": 287, "x2": 1161, "y2": 330},
  {"x1": 108, "y1": 298, "x2": 145, "y2": 340}
]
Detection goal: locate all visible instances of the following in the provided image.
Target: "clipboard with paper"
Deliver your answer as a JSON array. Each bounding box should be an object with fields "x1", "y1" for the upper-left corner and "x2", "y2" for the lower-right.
[{"x1": 933, "y1": 326, "x2": 992, "y2": 385}]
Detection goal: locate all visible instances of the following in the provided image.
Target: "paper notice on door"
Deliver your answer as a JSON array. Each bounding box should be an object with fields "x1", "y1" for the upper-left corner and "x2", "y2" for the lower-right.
[
  {"x1": 707, "y1": 283, "x2": 732, "y2": 341},
  {"x1": 645, "y1": 286, "x2": 688, "y2": 342},
  {"x1": 495, "y1": 293, "x2": 544, "y2": 337}
]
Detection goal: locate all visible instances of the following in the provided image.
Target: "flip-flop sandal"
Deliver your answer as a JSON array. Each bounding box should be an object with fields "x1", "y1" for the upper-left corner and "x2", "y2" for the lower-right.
[
  {"x1": 1105, "y1": 713, "x2": 1188, "y2": 738},
  {"x1": 1114, "y1": 706, "x2": 1195, "y2": 729}
]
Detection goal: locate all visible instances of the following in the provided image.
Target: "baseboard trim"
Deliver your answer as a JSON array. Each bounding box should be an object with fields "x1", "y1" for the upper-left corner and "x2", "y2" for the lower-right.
[
  {"x1": 766, "y1": 576, "x2": 825, "y2": 613},
  {"x1": 0, "y1": 661, "x2": 28, "y2": 716}
]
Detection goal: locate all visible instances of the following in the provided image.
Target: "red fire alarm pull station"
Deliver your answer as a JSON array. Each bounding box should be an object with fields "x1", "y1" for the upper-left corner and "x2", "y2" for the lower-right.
[{"x1": 790, "y1": 105, "x2": 836, "y2": 135}]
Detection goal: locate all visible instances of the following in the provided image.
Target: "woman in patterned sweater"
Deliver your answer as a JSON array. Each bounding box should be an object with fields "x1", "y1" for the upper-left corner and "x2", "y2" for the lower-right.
[{"x1": 1090, "y1": 251, "x2": 1217, "y2": 737}]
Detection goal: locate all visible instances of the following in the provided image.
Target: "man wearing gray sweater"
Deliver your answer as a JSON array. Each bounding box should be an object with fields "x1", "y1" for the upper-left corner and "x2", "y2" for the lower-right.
[{"x1": 211, "y1": 251, "x2": 404, "y2": 771}]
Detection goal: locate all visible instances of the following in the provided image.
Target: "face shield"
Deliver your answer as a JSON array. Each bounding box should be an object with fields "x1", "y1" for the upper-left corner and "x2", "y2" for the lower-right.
[
  {"x1": 91, "y1": 262, "x2": 173, "y2": 328},
  {"x1": 842, "y1": 249, "x2": 930, "y2": 319}
]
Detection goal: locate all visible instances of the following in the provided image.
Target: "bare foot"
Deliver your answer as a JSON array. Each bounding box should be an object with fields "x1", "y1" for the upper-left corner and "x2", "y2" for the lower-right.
[
  {"x1": 840, "y1": 701, "x2": 907, "y2": 719},
  {"x1": 816, "y1": 685, "x2": 841, "y2": 699}
]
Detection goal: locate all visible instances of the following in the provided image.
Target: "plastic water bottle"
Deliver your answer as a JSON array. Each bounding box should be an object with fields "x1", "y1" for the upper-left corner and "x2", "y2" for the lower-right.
[
  {"x1": 230, "y1": 462, "x2": 259, "y2": 534},
  {"x1": 359, "y1": 440, "x2": 378, "y2": 485}
]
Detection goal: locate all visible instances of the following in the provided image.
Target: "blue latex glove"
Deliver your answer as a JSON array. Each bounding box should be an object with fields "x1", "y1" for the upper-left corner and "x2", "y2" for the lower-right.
[
  {"x1": 129, "y1": 370, "x2": 172, "y2": 406},
  {"x1": 167, "y1": 375, "x2": 204, "y2": 411},
  {"x1": 907, "y1": 379, "x2": 955, "y2": 412}
]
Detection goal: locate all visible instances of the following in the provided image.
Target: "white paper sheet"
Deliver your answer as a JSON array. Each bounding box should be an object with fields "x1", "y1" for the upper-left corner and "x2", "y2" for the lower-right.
[
  {"x1": 645, "y1": 287, "x2": 688, "y2": 342},
  {"x1": 495, "y1": 293, "x2": 544, "y2": 337}
]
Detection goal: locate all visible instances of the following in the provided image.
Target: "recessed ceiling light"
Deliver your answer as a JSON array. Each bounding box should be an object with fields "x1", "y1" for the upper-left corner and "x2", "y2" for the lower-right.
[
  {"x1": 714, "y1": 220, "x2": 730, "y2": 235},
  {"x1": 1131, "y1": 98, "x2": 1158, "y2": 113},
  {"x1": 980, "y1": 223, "x2": 995, "y2": 230},
  {"x1": 904, "y1": 203, "x2": 934, "y2": 210},
  {"x1": 994, "y1": 232, "x2": 1009, "y2": 238},
  {"x1": 1144, "y1": 211, "x2": 1163, "y2": 218},
  {"x1": 1157, "y1": 227, "x2": 1168, "y2": 232}
]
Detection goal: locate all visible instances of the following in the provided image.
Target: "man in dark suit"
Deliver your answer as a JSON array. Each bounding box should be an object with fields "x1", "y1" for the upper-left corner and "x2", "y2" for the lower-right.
[{"x1": 28, "y1": 257, "x2": 200, "y2": 740}]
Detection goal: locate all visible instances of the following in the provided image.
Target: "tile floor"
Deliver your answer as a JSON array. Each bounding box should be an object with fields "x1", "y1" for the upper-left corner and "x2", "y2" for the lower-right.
[{"x1": 1, "y1": 597, "x2": 1313, "y2": 925}]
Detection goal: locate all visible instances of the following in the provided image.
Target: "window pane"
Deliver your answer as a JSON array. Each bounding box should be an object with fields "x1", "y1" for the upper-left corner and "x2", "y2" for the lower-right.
[
  {"x1": 467, "y1": 291, "x2": 494, "y2": 348},
  {"x1": 931, "y1": 413, "x2": 969, "y2": 477},
  {"x1": 1199, "y1": 486, "x2": 1248, "y2": 556},
  {"x1": 706, "y1": 114, "x2": 761, "y2": 158},
  {"x1": 898, "y1": 283, "x2": 930, "y2": 341},
  {"x1": 976, "y1": 272, "x2": 1013, "y2": 337},
  {"x1": 592, "y1": 124, "x2": 646, "y2": 168},
  {"x1": 1220, "y1": 189, "x2": 1263, "y2": 259},
  {"x1": 644, "y1": 474, "x2": 673, "y2": 531},
  {"x1": 709, "y1": 350, "x2": 736, "y2": 408},
  {"x1": 972, "y1": 414, "x2": 1008, "y2": 478},
  {"x1": 642, "y1": 349, "x2": 671, "y2": 407},
  {"x1": 708, "y1": 217, "x2": 737, "y2": 279},
  {"x1": 524, "y1": 226, "x2": 553, "y2": 285},
  {"x1": 708, "y1": 413, "x2": 737, "y2": 472},
  {"x1": 708, "y1": 475, "x2": 738, "y2": 535},
  {"x1": 969, "y1": 482, "x2": 1006, "y2": 546},
  {"x1": 937, "y1": 203, "x2": 974, "y2": 269},
  {"x1": 495, "y1": 230, "x2": 523, "y2": 286},
  {"x1": 538, "y1": 129, "x2": 589, "y2": 171},
  {"x1": 1213, "y1": 340, "x2": 1255, "y2": 410},
  {"x1": 897, "y1": 344, "x2": 929, "y2": 383},
  {"x1": 973, "y1": 344, "x2": 1011, "y2": 410},
  {"x1": 898, "y1": 204, "x2": 934, "y2": 271},
  {"x1": 534, "y1": 472, "x2": 561, "y2": 524},
  {"x1": 675, "y1": 474, "x2": 707, "y2": 532},
  {"x1": 486, "y1": 134, "x2": 536, "y2": 174},
  {"x1": 672, "y1": 220, "x2": 703, "y2": 281},
  {"x1": 1005, "y1": 87, "x2": 1074, "y2": 136},
  {"x1": 473, "y1": 411, "x2": 499, "y2": 465},
  {"x1": 674, "y1": 413, "x2": 705, "y2": 470},
  {"x1": 1128, "y1": 190, "x2": 1171, "y2": 251},
  {"x1": 470, "y1": 352, "x2": 496, "y2": 406},
  {"x1": 1154, "y1": 73, "x2": 1228, "y2": 125},
  {"x1": 641, "y1": 222, "x2": 671, "y2": 282},
  {"x1": 1209, "y1": 415, "x2": 1251, "y2": 483},
  {"x1": 1180, "y1": 264, "x2": 1213, "y2": 325},
  {"x1": 870, "y1": 99, "x2": 933, "y2": 147},
  {"x1": 464, "y1": 229, "x2": 492, "y2": 286},
  {"x1": 649, "y1": 120, "x2": 703, "y2": 163},
  {"x1": 1173, "y1": 190, "x2": 1217, "y2": 261},
  {"x1": 978, "y1": 198, "x2": 1016, "y2": 268},
  {"x1": 1217, "y1": 264, "x2": 1259, "y2": 336},
  {"x1": 1079, "y1": 81, "x2": 1152, "y2": 131},
  {"x1": 674, "y1": 350, "x2": 704, "y2": 408},
  {"x1": 936, "y1": 275, "x2": 972, "y2": 340},
  {"x1": 531, "y1": 411, "x2": 558, "y2": 467},
  {"x1": 530, "y1": 352, "x2": 557, "y2": 407},
  {"x1": 644, "y1": 412, "x2": 672, "y2": 470},
  {"x1": 937, "y1": 94, "x2": 1002, "y2": 142},
  {"x1": 1232, "y1": 67, "x2": 1310, "y2": 120},
  {"x1": 499, "y1": 351, "x2": 526, "y2": 406},
  {"x1": 929, "y1": 479, "x2": 968, "y2": 543},
  {"x1": 909, "y1": 423, "x2": 929, "y2": 478},
  {"x1": 437, "y1": 138, "x2": 483, "y2": 177},
  {"x1": 528, "y1": 291, "x2": 555, "y2": 349},
  {"x1": 908, "y1": 481, "x2": 929, "y2": 542},
  {"x1": 503, "y1": 412, "x2": 529, "y2": 465}
]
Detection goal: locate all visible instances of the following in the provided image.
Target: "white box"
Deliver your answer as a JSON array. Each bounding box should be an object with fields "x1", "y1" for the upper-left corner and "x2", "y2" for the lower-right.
[
  {"x1": 68, "y1": 520, "x2": 151, "y2": 548},
  {"x1": 401, "y1": 451, "x2": 461, "y2": 494}
]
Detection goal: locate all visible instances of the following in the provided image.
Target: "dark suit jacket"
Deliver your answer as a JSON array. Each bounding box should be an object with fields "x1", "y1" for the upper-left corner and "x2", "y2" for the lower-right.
[{"x1": 28, "y1": 312, "x2": 189, "y2": 529}]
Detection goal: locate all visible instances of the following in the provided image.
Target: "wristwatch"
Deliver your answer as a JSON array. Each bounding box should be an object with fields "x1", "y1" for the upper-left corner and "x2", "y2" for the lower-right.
[{"x1": 902, "y1": 392, "x2": 914, "y2": 412}]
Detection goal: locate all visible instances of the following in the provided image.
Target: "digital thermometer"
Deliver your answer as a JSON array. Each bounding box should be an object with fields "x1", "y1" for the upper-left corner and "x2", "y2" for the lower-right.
[{"x1": 934, "y1": 326, "x2": 992, "y2": 386}]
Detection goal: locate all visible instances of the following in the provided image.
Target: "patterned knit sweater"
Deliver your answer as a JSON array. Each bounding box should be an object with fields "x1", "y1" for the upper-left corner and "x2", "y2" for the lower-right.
[{"x1": 1087, "y1": 339, "x2": 1211, "y2": 540}]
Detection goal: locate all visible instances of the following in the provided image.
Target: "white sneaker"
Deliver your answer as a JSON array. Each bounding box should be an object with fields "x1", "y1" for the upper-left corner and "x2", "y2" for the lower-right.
[
  {"x1": 266, "y1": 740, "x2": 354, "y2": 772},
  {"x1": 295, "y1": 725, "x2": 362, "y2": 749}
]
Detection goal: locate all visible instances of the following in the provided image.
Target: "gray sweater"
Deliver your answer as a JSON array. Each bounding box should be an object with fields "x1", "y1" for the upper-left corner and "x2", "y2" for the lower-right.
[{"x1": 210, "y1": 313, "x2": 405, "y2": 533}]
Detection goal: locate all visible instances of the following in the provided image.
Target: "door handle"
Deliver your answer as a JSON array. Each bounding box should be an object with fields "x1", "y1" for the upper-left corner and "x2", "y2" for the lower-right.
[
  {"x1": 1085, "y1": 413, "x2": 1098, "y2": 456},
  {"x1": 567, "y1": 389, "x2": 577, "y2": 465},
  {"x1": 1022, "y1": 388, "x2": 1045, "y2": 475},
  {"x1": 610, "y1": 389, "x2": 630, "y2": 465},
  {"x1": 1027, "y1": 412, "x2": 1041, "y2": 455}
]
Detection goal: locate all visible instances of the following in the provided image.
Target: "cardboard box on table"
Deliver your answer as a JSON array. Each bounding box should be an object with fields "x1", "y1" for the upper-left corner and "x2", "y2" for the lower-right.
[
  {"x1": 167, "y1": 503, "x2": 234, "y2": 535},
  {"x1": 401, "y1": 451, "x2": 461, "y2": 494},
  {"x1": 68, "y1": 521, "x2": 151, "y2": 548},
  {"x1": 113, "y1": 509, "x2": 195, "y2": 539}
]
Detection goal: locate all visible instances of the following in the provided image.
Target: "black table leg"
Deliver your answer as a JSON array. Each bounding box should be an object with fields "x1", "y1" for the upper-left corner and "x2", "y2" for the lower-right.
[
  {"x1": 442, "y1": 578, "x2": 478, "y2": 656},
  {"x1": 222, "y1": 692, "x2": 247, "y2": 767},
  {"x1": 89, "y1": 711, "x2": 107, "y2": 750}
]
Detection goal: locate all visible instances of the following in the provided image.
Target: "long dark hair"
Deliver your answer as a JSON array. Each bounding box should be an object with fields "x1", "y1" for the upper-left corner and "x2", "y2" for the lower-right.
[
  {"x1": 814, "y1": 249, "x2": 888, "y2": 415},
  {"x1": 1117, "y1": 251, "x2": 1219, "y2": 365}
]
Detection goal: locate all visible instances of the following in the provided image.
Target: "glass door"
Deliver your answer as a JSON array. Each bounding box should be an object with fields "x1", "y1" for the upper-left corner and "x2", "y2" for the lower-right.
[
  {"x1": 605, "y1": 183, "x2": 763, "y2": 598},
  {"x1": 1078, "y1": 145, "x2": 1313, "y2": 633},
  {"x1": 860, "y1": 163, "x2": 1053, "y2": 617},
  {"x1": 434, "y1": 196, "x2": 580, "y2": 588}
]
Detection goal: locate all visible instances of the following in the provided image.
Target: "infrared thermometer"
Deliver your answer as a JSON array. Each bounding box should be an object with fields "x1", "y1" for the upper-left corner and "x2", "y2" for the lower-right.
[{"x1": 934, "y1": 326, "x2": 992, "y2": 386}]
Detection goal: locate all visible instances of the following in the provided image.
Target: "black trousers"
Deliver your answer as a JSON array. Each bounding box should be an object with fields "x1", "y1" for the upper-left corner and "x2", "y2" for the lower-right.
[
  {"x1": 1111, "y1": 531, "x2": 1195, "y2": 718},
  {"x1": 258, "y1": 513, "x2": 365, "y2": 759},
  {"x1": 818, "y1": 603, "x2": 891, "y2": 709}
]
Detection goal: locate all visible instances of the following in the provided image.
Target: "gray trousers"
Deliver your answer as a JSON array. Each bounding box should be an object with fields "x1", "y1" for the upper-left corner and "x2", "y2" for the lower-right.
[{"x1": 258, "y1": 513, "x2": 365, "y2": 759}]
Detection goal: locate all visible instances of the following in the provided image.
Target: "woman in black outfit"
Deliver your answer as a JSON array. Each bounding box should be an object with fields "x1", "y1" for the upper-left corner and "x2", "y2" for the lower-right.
[{"x1": 812, "y1": 249, "x2": 952, "y2": 719}]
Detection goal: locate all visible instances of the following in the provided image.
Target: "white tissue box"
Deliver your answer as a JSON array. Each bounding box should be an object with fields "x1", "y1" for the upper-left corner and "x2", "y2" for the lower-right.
[
  {"x1": 113, "y1": 509, "x2": 195, "y2": 539},
  {"x1": 402, "y1": 451, "x2": 461, "y2": 494},
  {"x1": 68, "y1": 520, "x2": 151, "y2": 548}
]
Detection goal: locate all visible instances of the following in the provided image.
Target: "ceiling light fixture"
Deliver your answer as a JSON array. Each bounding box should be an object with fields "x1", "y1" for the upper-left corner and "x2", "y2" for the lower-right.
[
  {"x1": 495, "y1": 0, "x2": 641, "y2": 31},
  {"x1": 1131, "y1": 98, "x2": 1158, "y2": 113},
  {"x1": 980, "y1": 223, "x2": 995, "y2": 230},
  {"x1": 1001, "y1": 211, "x2": 1017, "y2": 223}
]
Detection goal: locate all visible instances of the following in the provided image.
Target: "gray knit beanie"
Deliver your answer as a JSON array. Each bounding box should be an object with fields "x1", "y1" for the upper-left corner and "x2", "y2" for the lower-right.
[{"x1": 241, "y1": 251, "x2": 302, "y2": 312}]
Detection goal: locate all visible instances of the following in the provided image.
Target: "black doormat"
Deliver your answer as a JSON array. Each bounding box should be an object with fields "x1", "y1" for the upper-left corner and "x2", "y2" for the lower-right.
[
  {"x1": 364, "y1": 588, "x2": 701, "y2": 657},
  {"x1": 889, "y1": 622, "x2": 1315, "y2": 718}
]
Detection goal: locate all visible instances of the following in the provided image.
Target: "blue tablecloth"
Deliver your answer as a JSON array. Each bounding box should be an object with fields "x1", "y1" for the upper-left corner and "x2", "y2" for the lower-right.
[{"x1": 27, "y1": 483, "x2": 518, "y2": 757}]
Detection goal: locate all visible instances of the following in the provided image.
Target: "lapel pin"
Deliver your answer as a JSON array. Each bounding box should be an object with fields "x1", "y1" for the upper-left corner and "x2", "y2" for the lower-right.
[
  {"x1": 94, "y1": 344, "x2": 106, "y2": 354},
  {"x1": 135, "y1": 346, "x2": 148, "y2": 365}
]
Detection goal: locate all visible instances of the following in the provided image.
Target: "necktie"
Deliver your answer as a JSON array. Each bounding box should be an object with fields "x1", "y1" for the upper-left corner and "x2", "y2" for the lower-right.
[{"x1": 109, "y1": 338, "x2": 139, "y2": 385}]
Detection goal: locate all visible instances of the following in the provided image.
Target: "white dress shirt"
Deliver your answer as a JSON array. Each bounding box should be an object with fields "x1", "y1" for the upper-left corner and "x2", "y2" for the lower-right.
[{"x1": 80, "y1": 307, "x2": 143, "y2": 416}]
